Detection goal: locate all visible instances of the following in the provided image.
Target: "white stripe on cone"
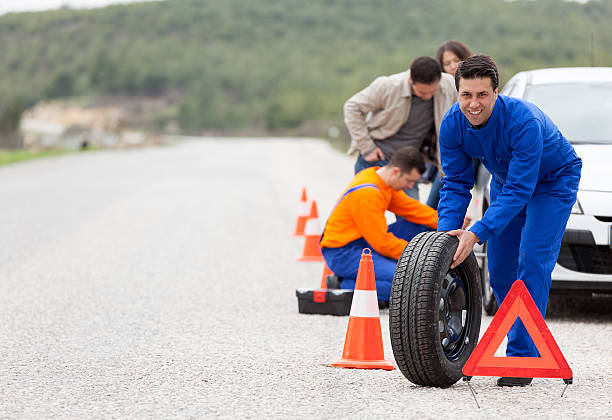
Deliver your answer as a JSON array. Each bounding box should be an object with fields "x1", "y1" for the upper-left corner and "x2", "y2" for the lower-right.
[
  {"x1": 298, "y1": 201, "x2": 309, "y2": 215},
  {"x1": 304, "y1": 218, "x2": 321, "y2": 235},
  {"x1": 349, "y1": 289, "x2": 380, "y2": 318}
]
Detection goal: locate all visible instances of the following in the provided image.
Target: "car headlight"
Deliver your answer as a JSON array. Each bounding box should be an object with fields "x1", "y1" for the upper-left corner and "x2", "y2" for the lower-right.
[{"x1": 571, "y1": 199, "x2": 583, "y2": 215}]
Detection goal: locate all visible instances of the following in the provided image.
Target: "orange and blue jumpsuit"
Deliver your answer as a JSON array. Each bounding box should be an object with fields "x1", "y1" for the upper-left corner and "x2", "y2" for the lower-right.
[{"x1": 320, "y1": 167, "x2": 438, "y2": 301}]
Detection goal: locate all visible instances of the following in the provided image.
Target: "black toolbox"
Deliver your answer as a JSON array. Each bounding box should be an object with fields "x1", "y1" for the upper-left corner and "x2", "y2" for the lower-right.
[{"x1": 296, "y1": 288, "x2": 353, "y2": 316}]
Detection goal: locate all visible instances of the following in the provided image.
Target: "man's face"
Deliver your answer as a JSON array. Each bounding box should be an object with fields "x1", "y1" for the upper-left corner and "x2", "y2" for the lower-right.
[
  {"x1": 390, "y1": 167, "x2": 421, "y2": 191},
  {"x1": 458, "y1": 77, "x2": 498, "y2": 126},
  {"x1": 410, "y1": 78, "x2": 440, "y2": 100}
]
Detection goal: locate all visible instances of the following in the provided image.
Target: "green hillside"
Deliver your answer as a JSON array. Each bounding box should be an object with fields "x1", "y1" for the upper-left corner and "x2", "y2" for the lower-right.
[{"x1": 1, "y1": 0, "x2": 611, "y2": 137}]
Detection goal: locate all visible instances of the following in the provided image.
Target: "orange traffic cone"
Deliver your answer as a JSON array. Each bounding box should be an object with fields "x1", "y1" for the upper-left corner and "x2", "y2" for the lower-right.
[
  {"x1": 308, "y1": 201, "x2": 318, "y2": 218},
  {"x1": 297, "y1": 216, "x2": 324, "y2": 262},
  {"x1": 319, "y1": 262, "x2": 333, "y2": 289},
  {"x1": 330, "y1": 248, "x2": 395, "y2": 370},
  {"x1": 293, "y1": 191, "x2": 315, "y2": 236}
]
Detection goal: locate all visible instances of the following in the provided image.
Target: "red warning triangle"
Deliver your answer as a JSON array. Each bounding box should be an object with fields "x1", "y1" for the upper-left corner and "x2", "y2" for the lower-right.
[{"x1": 463, "y1": 280, "x2": 572, "y2": 379}]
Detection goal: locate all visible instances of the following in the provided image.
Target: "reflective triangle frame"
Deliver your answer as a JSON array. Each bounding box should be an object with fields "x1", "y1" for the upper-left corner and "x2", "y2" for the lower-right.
[{"x1": 463, "y1": 280, "x2": 572, "y2": 379}]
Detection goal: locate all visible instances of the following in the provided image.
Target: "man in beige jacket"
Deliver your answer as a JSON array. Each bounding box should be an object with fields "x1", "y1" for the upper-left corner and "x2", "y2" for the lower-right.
[{"x1": 344, "y1": 56, "x2": 457, "y2": 200}]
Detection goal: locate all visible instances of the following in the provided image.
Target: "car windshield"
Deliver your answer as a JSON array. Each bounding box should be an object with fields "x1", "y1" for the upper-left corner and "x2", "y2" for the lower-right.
[{"x1": 524, "y1": 82, "x2": 612, "y2": 144}]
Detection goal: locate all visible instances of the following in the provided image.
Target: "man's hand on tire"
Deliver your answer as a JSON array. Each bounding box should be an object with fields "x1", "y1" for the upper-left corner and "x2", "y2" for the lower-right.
[{"x1": 447, "y1": 229, "x2": 480, "y2": 269}]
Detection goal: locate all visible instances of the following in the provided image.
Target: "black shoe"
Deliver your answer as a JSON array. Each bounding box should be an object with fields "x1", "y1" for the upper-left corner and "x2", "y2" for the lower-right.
[
  {"x1": 496, "y1": 377, "x2": 533, "y2": 387},
  {"x1": 378, "y1": 300, "x2": 389, "y2": 309},
  {"x1": 326, "y1": 275, "x2": 342, "y2": 289}
]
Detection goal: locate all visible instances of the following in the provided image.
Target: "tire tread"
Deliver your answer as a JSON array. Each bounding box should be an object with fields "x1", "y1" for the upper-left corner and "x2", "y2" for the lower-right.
[{"x1": 389, "y1": 231, "x2": 482, "y2": 388}]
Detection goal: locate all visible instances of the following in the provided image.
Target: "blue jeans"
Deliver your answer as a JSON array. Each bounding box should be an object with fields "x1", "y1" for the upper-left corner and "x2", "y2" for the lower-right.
[
  {"x1": 321, "y1": 219, "x2": 431, "y2": 301},
  {"x1": 354, "y1": 154, "x2": 419, "y2": 200},
  {"x1": 426, "y1": 170, "x2": 441, "y2": 209}
]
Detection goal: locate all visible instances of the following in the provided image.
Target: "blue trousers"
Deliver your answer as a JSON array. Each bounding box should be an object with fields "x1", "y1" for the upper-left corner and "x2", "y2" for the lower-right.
[
  {"x1": 487, "y1": 165, "x2": 580, "y2": 357},
  {"x1": 321, "y1": 219, "x2": 431, "y2": 301}
]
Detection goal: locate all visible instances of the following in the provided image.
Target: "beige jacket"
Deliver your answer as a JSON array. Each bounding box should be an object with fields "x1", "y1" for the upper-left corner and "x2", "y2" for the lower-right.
[{"x1": 344, "y1": 70, "x2": 457, "y2": 169}]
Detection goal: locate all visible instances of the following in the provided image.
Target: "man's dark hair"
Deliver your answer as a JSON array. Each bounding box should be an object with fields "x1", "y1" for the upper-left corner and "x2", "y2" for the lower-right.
[
  {"x1": 388, "y1": 147, "x2": 426, "y2": 174},
  {"x1": 410, "y1": 56, "x2": 442, "y2": 84},
  {"x1": 455, "y1": 54, "x2": 499, "y2": 91}
]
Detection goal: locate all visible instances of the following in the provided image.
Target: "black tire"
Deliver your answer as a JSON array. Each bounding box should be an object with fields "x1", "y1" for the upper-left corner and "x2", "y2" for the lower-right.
[
  {"x1": 480, "y1": 241, "x2": 499, "y2": 315},
  {"x1": 389, "y1": 231, "x2": 482, "y2": 387}
]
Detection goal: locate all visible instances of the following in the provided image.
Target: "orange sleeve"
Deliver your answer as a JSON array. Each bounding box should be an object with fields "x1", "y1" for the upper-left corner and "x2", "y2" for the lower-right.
[
  {"x1": 349, "y1": 188, "x2": 409, "y2": 260},
  {"x1": 388, "y1": 191, "x2": 438, "y2": 229}
]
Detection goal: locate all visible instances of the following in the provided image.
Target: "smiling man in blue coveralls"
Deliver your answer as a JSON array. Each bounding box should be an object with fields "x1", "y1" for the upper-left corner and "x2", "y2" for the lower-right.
[{"x1": 437, "y1": 55, "x2": 582, "y2": 387}]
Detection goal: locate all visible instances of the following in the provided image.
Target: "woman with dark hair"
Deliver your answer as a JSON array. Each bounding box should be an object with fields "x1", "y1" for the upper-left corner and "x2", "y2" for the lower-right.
[
  {"x1": 426, "y1": 40, "x2": 474, "y2": 209},
  {"x1": 436, "y1": 40, "x2": 473, "y2": 79}
]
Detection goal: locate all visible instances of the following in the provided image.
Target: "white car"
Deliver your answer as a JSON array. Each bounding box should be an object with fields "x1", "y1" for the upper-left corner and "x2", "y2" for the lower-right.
[{"x1": 469, "y1": 67, "x2": 612, "y2": 314}]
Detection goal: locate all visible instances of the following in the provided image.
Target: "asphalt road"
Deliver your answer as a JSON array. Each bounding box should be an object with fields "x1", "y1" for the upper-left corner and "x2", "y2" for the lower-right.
[{"x1": 0, "y1": 137, "x2": 610, "y2": 419}]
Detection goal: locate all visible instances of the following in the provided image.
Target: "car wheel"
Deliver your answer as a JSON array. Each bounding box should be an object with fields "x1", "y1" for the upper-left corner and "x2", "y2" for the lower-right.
[
  {"x1": 389, "y1": 231, "x2": 482, "y2": 387},
  {"x1": 480, "y1": 241, "x2": 499, "y2": 316}
]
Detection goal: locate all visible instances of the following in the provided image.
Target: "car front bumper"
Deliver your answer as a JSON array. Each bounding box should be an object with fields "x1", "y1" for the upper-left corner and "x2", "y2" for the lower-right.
[{"x1": 552, "y1": 213, "x2": 612, "y2": 291}]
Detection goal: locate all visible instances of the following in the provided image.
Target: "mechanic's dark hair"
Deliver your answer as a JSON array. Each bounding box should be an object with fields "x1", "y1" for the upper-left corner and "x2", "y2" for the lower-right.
[
  {"x1": 436, "y1": 40, "x2": 473, "y2": 68},
  {"x1": 388, "y1": 146, "x2": 426, "y2": 175},
  {"x1": 410, "y1": 56, "x2": 442, "y2": 84},
  {"x1": 455, "y1": 54, "x2": 499, "y2": 91}
]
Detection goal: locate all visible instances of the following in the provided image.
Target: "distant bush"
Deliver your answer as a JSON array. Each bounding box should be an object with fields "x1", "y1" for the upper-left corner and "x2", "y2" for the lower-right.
[{"x1": 0, "y1": 97, "x2": 29, "y2": 132}]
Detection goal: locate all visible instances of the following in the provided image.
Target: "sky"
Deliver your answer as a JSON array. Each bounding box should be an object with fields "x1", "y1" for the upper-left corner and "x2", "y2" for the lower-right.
[
  {"x1": 0, "y1": 0, "x2": 592, "y2": 16},
  {"x1": 0, "y1": 0, "x2": 162, "y2": 15}
]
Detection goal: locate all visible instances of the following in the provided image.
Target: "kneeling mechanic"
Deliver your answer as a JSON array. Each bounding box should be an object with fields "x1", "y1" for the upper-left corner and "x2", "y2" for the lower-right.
[{"x1": 320, "y1": 147, "x2": 438, "y2": 306}]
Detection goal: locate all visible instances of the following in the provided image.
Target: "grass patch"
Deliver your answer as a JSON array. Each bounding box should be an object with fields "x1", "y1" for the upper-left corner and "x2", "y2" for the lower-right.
[{"x1": 0, "y1": 148, "x2": 80, "y2": 167}]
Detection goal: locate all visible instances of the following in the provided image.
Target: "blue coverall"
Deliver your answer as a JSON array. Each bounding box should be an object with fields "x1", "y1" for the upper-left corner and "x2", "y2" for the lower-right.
[{"x1": 437, "y1": 95, "x2": 581, "y2": 357}]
